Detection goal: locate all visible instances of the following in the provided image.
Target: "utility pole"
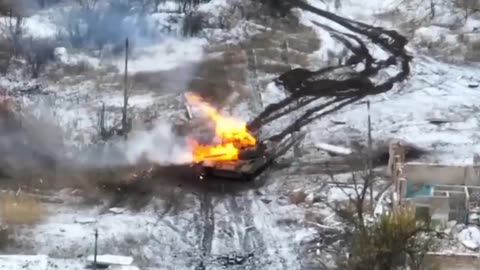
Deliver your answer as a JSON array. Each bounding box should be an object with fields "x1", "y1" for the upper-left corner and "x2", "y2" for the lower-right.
[
  {"x1": 245, "y1": 48, "x2": 262, "y2": 114},
  {"x1": 122, "y1": 38, "x2": 129, "y2": 140},
  {"x1": 99, "y1": 102, "x2": 106, "y2": 140},
  {"x1": 93, "y1": 229, "x2": 98, "y2": 270},
  {"x1": 367, "y1": 100, "x2": 373, "y2": 210},
  {"x1": 281, "y1": 40, "x2": 290, "y2": 67}
]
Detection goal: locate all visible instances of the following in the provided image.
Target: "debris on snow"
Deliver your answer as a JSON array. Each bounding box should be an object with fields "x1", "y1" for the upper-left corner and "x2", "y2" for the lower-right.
[
  {"x1": 108, "y1": 208, "x2": 126, "y2": 215},
  {"x1": 315, "y1": 143, "x2": 353, "y2": 156},
  {"x1": 74, "y1": 217, "x2": 97, "y2": 224},
  {"x1": 305, "y1": 193, "x2": 315, "y2": 206},
  {"x1": 108, "y1": 266, "x2": 140, "y2": 270},
  {"x1": 461, "y1": 239, "x2": 479, "y2": 250},
  {"x1": 458, "y1": 227, "x2": 480, "y2": 250},
  {"x1": 86, "y1": 255, "x2": 134, "y2": 266}
]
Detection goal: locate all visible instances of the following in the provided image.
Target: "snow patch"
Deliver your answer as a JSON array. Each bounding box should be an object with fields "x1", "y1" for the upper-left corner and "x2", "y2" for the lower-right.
[
  {"x1": 54, "y1": 47, "x2": 100, "y2": 68},
  {"x1": 156, "y1": 1, "x2": 181, "y2": 12},
  {"x1": 23, "y1": 15, "x2": 57, "y2": 38},
  {"x1": 103, "y1": 94, "x2": 155, "y2": 110},
  {"x1": 118, "y1": 38, "x2": 207, "y2": 73},
  {"x1": 0, "y1": 255, "x2": 48, "y2": 270},
  {"x1": 198, "y1": 0, "x2": 229, "y2": 16}
]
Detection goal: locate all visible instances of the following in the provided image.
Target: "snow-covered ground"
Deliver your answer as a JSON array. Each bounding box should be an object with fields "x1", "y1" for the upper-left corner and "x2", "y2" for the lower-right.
[
  {"x1": 2, "y1": 0, "x2": 480, "y2": 269},
  {"x1": 264, "y1": 0, "x2": 480, "y2": 165}
]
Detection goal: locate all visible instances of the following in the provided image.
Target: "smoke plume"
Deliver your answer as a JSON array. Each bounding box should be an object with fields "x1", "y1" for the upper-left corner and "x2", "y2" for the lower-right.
[{"x1": 124, "y1": 120, "x2": 193, "y2": 165}]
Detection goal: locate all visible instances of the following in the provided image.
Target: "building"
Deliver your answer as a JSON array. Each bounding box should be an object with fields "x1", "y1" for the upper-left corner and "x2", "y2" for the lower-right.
[{"x1": 390, "y1": 142, "x2": 480, "y2": 226}]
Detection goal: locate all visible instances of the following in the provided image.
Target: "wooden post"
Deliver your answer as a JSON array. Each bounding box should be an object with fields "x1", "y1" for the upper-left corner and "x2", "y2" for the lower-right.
[
  {"x1": 122, "y1": 38, "x2": 129, "y2": 140},
  {"x1": 93, "y1": 229, "x2": 98, "y2": 270},
  {"x1": 282, "y1": 40, "x2": 290, "y2": 68},
  {"x1": 246, "y1": 49, "x2": 262, "y2": 114},
  {"x1": 184, "y1": 93, "x2": 193, "y2": 120},
  {"x1": 99, "y1": 102, "x2": 106, "y2": 139},
  {"x1": 367, "y1": 101, "x2": 373, "y2": 209}
]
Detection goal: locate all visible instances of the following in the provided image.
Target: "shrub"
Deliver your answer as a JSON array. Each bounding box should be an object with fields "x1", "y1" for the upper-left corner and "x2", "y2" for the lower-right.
[
  {"x1": 345, "y1": 206, "x2": 435, "y2": 270},
  {"x1": 22, "y1": 38, "x2": 56, "y2": 78},
  {"x1": 0, "y1": 0, "x2": 24, "y2": 17},
  {"x1": 182, "y1": 11, "x2": 205, "y2": 37},
  {"x1": 0, "y1": 225, "x2": 8, "y2": 250},
  {"x1": 0, "y1": 38, "x2": 13, "y2": 74}
]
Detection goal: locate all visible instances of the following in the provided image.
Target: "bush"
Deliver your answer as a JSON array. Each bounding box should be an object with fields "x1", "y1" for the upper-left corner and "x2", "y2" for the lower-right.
[
  {"x1": 22, "y1": 38, "x2": 56, "y2": 78},
  {"x1": 0, "y1": 38, "x2": 13, "y2": 74},
  {"x1": 182, "y1": 11, "x2": 204, "y2": 37},
  {"x1": 0, "y1": 193, "x2": 47, "y2": 225},
  {"x1": 0, "y1": 225, "x2": 8, "y2": 250},
  {"x1": 0, "y1": 0, "x2": 24, "y2": 16},
  {"x1": 345, "y1": 206, "x2": 435, "y2": 270},
  {"x1": 63, "y1": 2, "x2": 147, "y2": 53}
]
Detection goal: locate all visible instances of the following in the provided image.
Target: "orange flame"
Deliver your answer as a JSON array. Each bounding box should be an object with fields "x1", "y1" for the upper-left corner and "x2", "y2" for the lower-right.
[{"x1": 185, "y1": 93, "x2": 256, "y2": 162}]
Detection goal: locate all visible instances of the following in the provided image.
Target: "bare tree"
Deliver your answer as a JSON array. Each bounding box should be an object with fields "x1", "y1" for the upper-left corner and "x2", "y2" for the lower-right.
[
  {"x1": 75, "y1": 0, "x2": 98, "y2": 10},
  {"x1": 23, "y1": 38, "x2": 56, "y2": 78},
  {"x1": 1, "y1": 9, "x2": 24, "y2": 57},
  {"x1": 456, "y1": 0, "x2": 480, "y2": 19},
  {"x1": 327, "y1": 168, "x2": 373, "y2": 228},
  {"x1": 325, "y1": 165, "x2": 436, "y2": 270},
  {"x1": 154, "y1": 0, "x2": 162, "y2": 12},
  {"x1": 182, "y1": 11, "x2": 205, "y2": 37}
]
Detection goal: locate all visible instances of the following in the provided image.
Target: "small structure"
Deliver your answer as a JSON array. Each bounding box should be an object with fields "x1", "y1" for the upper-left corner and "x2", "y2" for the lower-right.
[
  {"x1": 389, "y1": 143, "x2": 480, "y2": 269},
  {"x1": 390, "y1": 142, "x2": 480, "y2": 226}
]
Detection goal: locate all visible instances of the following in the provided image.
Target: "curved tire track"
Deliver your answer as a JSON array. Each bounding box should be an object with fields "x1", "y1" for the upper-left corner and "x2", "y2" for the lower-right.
[
  {"x1": 248, "y1": 0, "x2": 412, "y2": 142},
  {"x1": 196, "y1": 192, "x2": 215, "y2": 270}
]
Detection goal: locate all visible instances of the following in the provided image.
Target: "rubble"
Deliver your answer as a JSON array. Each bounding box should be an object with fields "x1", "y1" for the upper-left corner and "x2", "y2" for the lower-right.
[
  {"x1": 216, "y1": 252, "x2": 255, "y2": 267},
  {"x1": 458, "y1": 227, "x2": 480, "y2": 250}
]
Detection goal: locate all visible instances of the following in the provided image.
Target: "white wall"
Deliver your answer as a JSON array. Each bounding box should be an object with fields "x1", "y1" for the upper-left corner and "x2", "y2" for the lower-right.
[
  {"x1": 409, "y1": 196, "x2": 450, "y2": 224},
  {"x1": 426, "y1": 253, "x2": 480, "y2": 270},
  {"x1": 403, "y1": 163, "x2": 480, "y2": 186}
]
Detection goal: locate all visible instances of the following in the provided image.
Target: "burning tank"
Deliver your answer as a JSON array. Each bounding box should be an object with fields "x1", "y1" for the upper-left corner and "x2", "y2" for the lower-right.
[
  {"x1": 182, "y1": 93, "x2": 298, "y2": 181},
  {"x1": 192, "y1": 137, "x2": 298, "y2": 181}
]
